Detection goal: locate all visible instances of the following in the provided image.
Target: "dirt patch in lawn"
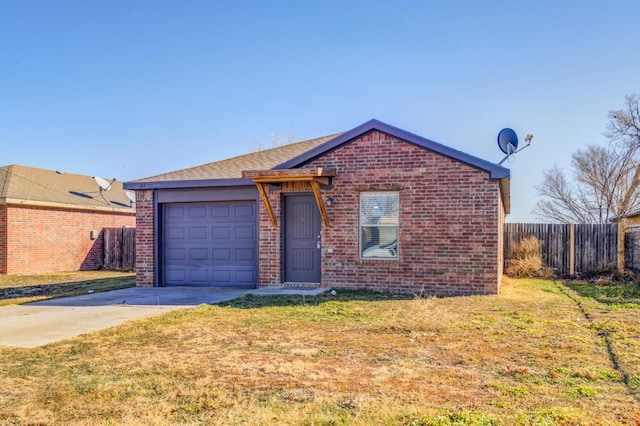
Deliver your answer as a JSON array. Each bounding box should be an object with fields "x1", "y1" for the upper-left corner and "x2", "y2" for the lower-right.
[{"x1": 0, "y1": 277, "x2": 639, "y2": 425}]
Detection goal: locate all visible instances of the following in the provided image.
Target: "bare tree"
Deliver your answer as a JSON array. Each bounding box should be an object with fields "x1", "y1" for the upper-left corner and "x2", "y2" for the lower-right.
[
  {"x1": 607, "y1": 94, "x2": 640, "y2": 145},
  {"x1": 269, "y1": 129, "x2": 296, "y2": 147},
  {"x1": 251, "y1": 128, "x2": 297, "y2": 152},
  {"x1": 534, "y1": 94, "x2": 640, "y2": 223}
]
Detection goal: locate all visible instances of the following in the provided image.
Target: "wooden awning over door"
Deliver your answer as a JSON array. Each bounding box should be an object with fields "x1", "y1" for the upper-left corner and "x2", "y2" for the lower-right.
[{"x1": 242, "y1": 168, "x2": 337, "y2": 228}]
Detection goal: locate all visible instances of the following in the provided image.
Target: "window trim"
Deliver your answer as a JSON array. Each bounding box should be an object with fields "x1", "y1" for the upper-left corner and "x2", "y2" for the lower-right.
[{"x1": 359, "y1": 191, "x2": 399, "y2": 260}]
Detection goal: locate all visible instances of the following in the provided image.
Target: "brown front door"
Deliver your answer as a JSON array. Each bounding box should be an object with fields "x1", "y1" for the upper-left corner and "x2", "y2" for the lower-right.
[{"x1": 284, "y1": 194, "x2": 321, "y2": 283}]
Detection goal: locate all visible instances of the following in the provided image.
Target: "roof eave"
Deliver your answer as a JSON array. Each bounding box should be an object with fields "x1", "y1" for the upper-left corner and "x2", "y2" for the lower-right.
[
  {"x1": 612, "y1": 211, "x2": 640, "y2": 221},
  {"x1": 124, "y1": 178, "x2": 253, "y2": 190},
  {"x1": 275, "y1": 119, "x2": 510, "y2": 180},
  {"x1": 0, "y1": 198, "x2": 135, "y2": 213}
]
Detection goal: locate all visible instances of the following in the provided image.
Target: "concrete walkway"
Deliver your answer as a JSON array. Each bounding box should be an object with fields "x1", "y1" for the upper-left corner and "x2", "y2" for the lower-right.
[{"x1": 0, "y1": 286, "x2": 328, "y2": 348}]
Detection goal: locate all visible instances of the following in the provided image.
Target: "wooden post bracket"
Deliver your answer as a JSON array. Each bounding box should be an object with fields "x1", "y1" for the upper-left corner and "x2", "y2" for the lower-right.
[
  {"x1": 255, "y1": 182, "x2": 278, "y2": 227},
  {"x1": 242, "y1": 168, "x2": 337, "y2": 228}
]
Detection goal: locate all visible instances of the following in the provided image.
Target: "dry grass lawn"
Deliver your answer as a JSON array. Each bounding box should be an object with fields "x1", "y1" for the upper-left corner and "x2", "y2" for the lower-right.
[
  {"x1": 0, "y1": 271, "x2": 135, "y2": 306},
  {"x1": 0, "y1": 277, "x2": 639, "y2": 425}
]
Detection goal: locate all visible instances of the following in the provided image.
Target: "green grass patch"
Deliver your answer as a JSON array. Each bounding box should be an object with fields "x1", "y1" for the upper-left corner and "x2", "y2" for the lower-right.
[
  {"x1": 564, "y1": 281, "x2": 640, "y2": 307},
  {"x1": 216, "y1": 289, "x2": 413, "y2": 309},
  {"x1": 407, "y1": 410, "x2": 498, "y2": 426},
  {"x1": 575, "y1": 386, "x2": 600, "y2": 397}
]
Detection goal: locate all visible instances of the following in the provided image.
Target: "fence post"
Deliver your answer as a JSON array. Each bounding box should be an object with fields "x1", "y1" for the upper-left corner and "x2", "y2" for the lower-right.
[
  {"x1": 617, "y1": 220, "x2": 626, "y2": 273},
  {"x1": 569, "y1": 223, "x2": 575, "y2": 276}
]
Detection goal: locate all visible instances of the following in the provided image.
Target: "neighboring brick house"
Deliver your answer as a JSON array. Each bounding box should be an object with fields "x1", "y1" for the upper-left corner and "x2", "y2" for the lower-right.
[
  {"x1": 0, "y1": 165, "x2": 136, "y2": 274},
  {"x1": 614, "y1": 210, "x2": 640, "y2": 226},
  {"x1": 125, "y1": 120, "x2": 510, "y2": 295}
]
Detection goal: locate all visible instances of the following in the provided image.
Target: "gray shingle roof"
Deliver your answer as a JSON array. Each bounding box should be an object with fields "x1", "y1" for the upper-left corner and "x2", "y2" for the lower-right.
[
  {"x1": 0, "y1": 164, "x2": 135, "y2": 212},
  {"x1": 130, "y1": 133, "x2": 341, "y2": 183}
]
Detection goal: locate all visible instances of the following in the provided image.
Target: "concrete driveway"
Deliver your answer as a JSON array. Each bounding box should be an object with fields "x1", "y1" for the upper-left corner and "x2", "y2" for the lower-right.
[{"x1": 0, "y1": 286, "x2": 328, "y2": 348}]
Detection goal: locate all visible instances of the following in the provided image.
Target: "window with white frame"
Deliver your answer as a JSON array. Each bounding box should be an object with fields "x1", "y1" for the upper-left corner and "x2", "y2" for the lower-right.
[{"x1": 360, "y1": 192, "x2": 399, "y2": 259}]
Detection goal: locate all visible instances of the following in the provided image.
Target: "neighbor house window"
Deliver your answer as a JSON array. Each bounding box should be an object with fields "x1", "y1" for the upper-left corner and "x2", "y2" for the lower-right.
[{"x1": 360, "y1": 192, "x2": 399, "y2": 259}]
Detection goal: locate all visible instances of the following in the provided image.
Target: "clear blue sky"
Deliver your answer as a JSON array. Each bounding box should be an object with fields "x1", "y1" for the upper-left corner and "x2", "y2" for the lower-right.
[{"x1": 2, "y1": 1, "x2": 639, "y2": 222}]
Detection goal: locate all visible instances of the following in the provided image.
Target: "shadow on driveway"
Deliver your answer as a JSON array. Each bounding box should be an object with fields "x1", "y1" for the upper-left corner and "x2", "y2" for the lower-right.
[{"x1": 29, "y1": 286, "x2": 255, "y2": 307}]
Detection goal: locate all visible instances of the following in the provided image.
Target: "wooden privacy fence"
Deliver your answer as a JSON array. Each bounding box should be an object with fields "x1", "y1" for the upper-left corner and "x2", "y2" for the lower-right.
[
  {"x1": 504, "y1": 223, "x2": 620, "y2": 277},
  {"x1": 103, "y1": 227, "x2": 136, "y2": 271}
]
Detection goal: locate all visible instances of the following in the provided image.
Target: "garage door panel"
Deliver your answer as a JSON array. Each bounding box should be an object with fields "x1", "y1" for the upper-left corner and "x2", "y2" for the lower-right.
[
  {"x1": 235, "y1": 226, "x2": 255, "y2": 240},
  {"x1": 235, "y1": 269, "x2": 257, "y2": 285},
  {"x1": 188, "y1": 206, "x2": 207, "y2": 218},
  {"x1": 236, "y1": 248, "x2": 255, "y2": 262},
  {"x1": 189, "y1": 248, "x2": 209, "y2": 261},
  {"x1": 212, "y1": 226, "x2": 231, "y2": 240},
  {"x1": 212, "y1": 205, "x2": 231, "y2": 219},
  {"x1": 167, "y1": 227, "x2": 185, "y2": 240},
  {"x1": 190, "y1": 270, "x2": 208, "y2": 283},
  {"x1": 166, "y1": 268, "x2": 187, "y2": 283},
  {"x1": 235, "y1": 204, "x2": 255, "y2": 218},
  {"x1": 213, "y1": 248, "x2": 232, "y2": 261},
  {"x1": 167, "y1": 248, "x2": 186, "y2": 261},
  {"x1": 163, "y1": 201, "x2": 257, "y2": 288},
  {"x1": 189, "y1": 227, "x2": 208, "y2": 239},
  {"x1": 166, "y1": 205, "x2": 186, "y2": 219},
  {"x1": 212, "y1": 270, "x2": 231, "y2": 284}
]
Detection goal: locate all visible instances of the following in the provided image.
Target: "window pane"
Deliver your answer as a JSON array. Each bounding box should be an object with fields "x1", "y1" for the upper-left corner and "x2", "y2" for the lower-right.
[
  {"x1": 360, "y1": 193, "x2": 399, "y2": 226},
  {"x1": 361, "y1": 227, "x2": 398, "y2": 258},
  {"x1": 360, "y1": 192, "x2": 399, "y2": 259}
]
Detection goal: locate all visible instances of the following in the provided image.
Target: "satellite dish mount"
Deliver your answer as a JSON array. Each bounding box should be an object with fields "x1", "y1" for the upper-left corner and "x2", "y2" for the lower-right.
[
  {"x1": 93, "y1": 176, "x2": 116, "y2": 205},
  {"x1": 497, "y1": 128, "x2": 533, "y2": 165}
]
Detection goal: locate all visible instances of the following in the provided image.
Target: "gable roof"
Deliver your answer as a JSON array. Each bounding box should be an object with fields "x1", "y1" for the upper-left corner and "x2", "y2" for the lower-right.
[
  {"x1": 277, "y1": 119, "x2": 510, "y2": 179},
  {"x1": 124, "y1": 119, "x2": 510, "y2": 213},
  {"x1": 0, "y1": 164, "x2": 135, "y2": 213}
]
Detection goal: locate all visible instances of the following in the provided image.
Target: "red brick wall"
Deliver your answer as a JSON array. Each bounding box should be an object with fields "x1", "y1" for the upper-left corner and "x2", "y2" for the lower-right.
[
  {"x1": 0, "y1": 205, "x2": 7, "y2": 274},
  {"x1": 259, "y1": 186, "x2": 283, "y2": 285},
  {"x1": 3, "y1": 204, "x2": 135, "y2": 275},
  {"x1": 258, "y1": 130, "x2": 504, "y2": 295},
  {"x1": 497, "y1": 190, "x2": 506, "y2": 287},
  {"x1": 134, "y1": 190, "x2": 155, "y2": 287}
]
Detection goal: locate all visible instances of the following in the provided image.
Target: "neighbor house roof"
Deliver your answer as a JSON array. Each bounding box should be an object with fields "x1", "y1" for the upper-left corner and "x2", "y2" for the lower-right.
[
  {"x1": 124, "y1": 119, "x2": 510, "y2": 212},
  {"x1": 0, "y1": 165, "x2": 135, "y2": 213},
  {"x1": 612, "y1": 208, "x2": 640, "y2": 222}
]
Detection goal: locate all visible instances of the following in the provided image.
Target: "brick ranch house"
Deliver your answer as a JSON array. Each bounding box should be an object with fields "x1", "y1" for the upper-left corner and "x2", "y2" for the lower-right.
[
  {"x1": 125, "y1": 119, "x2": 510, "y2": 295},
  {"x1": 0, "y1": 165, "x2": 136, "y2": 274}
]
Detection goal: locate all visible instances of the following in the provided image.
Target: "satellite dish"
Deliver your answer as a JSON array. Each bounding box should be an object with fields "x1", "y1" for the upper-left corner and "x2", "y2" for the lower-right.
[
  {"x1": 93, "y1": 176, "x2": 113, "y2": 191},
  {"x1": 496, "y1": 128, "x2": 533, "y2": 165},
  {"x1": 125, "y1": 190, "x2": 136, "y2": 204},
  {"x1": 497, "y1": 128, "x2": 518, "y2": 154},
  {"x1": 93, "y1": 176, "x2": 116, "y2": 205}
]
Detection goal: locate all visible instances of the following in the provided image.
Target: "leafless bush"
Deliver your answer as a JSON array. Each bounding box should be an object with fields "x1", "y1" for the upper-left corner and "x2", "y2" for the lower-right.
[{"x1": 506, "y1": 236, "x2": 554, "y2": 279}]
